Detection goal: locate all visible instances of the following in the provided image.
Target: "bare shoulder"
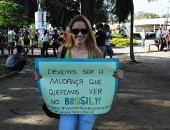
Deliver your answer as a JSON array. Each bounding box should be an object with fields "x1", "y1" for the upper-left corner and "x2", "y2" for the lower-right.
[{"x1": 57, "y1": 45, "x2": 64, "y2": 58}]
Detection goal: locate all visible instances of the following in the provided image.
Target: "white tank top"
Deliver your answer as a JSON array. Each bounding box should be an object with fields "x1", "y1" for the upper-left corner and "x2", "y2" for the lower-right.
[{"x1": 42, "y1": 35, "x2": 49, "y2": 42}]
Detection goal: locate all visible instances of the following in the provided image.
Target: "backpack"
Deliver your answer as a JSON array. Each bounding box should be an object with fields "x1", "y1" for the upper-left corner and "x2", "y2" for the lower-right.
[
  {"x1": 6, "y1": 55, "x2": 15, "y2": 67},
  {"x1": 61, "y1": 46, "x2": 66, "y2": 58}
]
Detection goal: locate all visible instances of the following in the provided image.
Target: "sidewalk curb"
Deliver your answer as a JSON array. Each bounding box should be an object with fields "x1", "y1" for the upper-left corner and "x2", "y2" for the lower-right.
[{"x1": 0, "y1": 71, "x2": 17, "y2": 80}]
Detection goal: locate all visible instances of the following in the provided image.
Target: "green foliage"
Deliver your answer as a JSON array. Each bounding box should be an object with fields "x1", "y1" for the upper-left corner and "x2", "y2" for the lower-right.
[
  {"x1": 115, "y1": 0, "x2": 133, "y2": 22},
  {"x1": 94, "y1": 0, "x2": 109, "y2": 25},
  {"x1": 0, "y1": 0, "x2": 114, "y2": 29},
  {"x1": 0, "y1": 60, "x2": 12, "y2": 76},
  {"x1": 134, "y1": 12, "x2": 160, "y2": 19},
  {"x1": 110, "y1": 38, "x2": 138, "y2": 47},
  {"x1": 0, "y1": 0, "x2": 30, "y2": 28}
]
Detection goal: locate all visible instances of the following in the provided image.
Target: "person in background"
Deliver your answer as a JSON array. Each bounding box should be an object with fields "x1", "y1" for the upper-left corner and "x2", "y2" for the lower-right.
[
  {"x1": 162, "y1": 29, "x2": 170, "y2": 51},
  {"x1": 49, "y1": 28, "x2": 54, "y2": 36},
  {"x1": 0, "y1": 32, "x2": 6, "y2": 55},
  {"x1": 23, "y1": 34, "x2": 30, "y2": 52},
  {"x1": 95, "y1": 24, "x2": 106, "y2": 57},
  {"x1": 30, "y1": 34, "x2": 38, "y2": 55},
  {"x1": 51, "y1": 30, "x2": 59, "y2": 56},
  {"x1": 104, "y1": 24, "x2": 114, "y2": 58},
  {"x1": 7, "y1": 27, "x2": 16, "y2": 55},
  {"x1": 15, "y1": 33, "x2": 22, "y2": 48},
  {"x1": 42, "y1": 30, "x2": 50, "y2": 57},
  {"x1": 35, "y1": 15, "x2": 123, "y2": 130},
  {"x1": 35, "y1": 29, "x2": 40, "y2": 43},
  {"x1": 140, "y1": 29, "x2": 146, "y2": 47},
  {"x1": 156, "y1": 28, "x2": 163, "y2": 50},
  {"x1": 7, "y1": 45, "x2": 30, "y2": 74}
]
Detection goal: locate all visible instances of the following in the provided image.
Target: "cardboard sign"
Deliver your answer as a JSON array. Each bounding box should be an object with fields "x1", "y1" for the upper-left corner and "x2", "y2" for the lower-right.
[{"x1": 35, "y1": 58, "x2": 119, "y2": 114}]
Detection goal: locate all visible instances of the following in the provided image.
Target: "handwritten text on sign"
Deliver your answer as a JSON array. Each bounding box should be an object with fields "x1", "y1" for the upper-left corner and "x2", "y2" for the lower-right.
[{"x1": 35, "y1": 58, "x2": 119, "y2": 114}]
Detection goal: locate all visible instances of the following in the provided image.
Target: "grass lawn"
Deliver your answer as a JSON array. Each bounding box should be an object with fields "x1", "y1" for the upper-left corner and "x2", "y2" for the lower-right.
[{"x1": 0, "y1": 59, "x2": 14, "y2": 77}]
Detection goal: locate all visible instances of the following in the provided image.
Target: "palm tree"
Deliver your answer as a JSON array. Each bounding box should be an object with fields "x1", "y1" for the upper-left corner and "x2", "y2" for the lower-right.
[{"x1": 115, "y1": 0, "x2": 135, "y2": 62}]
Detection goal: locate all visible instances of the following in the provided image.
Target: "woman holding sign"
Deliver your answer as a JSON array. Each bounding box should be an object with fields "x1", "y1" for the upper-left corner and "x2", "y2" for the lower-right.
[{"x1": 35, "y1": 15, "x2": 123, "y2": 130}]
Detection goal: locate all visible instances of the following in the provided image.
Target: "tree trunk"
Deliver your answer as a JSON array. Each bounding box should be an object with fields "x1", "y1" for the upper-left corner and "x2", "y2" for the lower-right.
[
  {"x1": 81, "y1": 0, "x2": 95, "y2": 25},
  {"x1": 129, "y1": 1, "x2": 136, "y2": 62}
]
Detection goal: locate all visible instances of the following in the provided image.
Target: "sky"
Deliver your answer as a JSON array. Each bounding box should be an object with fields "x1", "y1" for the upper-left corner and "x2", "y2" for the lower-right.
[{"x1": 133, "y1": 0, "x2": 170, "y2": 16}]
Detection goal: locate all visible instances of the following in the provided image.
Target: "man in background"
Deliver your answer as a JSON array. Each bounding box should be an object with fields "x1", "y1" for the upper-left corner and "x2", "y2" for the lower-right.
[{"x1": 7, "y1": 27, "x2": 16, "y2": 55}]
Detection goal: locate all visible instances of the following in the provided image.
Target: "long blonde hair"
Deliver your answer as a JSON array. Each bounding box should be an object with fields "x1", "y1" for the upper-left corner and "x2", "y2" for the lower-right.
[{"x1": 66, "y1": 15, "x2": 102, "y2": 58}]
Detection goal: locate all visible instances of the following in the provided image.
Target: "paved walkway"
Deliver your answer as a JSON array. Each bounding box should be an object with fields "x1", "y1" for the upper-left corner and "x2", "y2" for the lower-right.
[
  {"x1": 1, "y1": 42, "x2": 161, "y2": 56},
  {"x1": 0, "y1": 41, "x2": 170, "y2": 130}
]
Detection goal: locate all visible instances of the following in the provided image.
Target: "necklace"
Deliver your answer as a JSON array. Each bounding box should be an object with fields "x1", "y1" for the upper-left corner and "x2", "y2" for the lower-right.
[{"x1": 72, "y1": 48, "x2": 87, "y2": 53}]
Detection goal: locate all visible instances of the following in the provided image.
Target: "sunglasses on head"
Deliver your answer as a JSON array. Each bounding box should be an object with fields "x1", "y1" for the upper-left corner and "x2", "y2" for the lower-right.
[{"x1": 71, "y1": 28, "x2": 88, "y2": 35}]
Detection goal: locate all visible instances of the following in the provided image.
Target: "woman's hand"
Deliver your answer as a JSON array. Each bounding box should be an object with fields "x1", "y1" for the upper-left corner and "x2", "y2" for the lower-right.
[
  {"x1": 113, "y1": 70, "x2": 123, "y2": 80},
  {"x1": 34, "y1": 72, "x2": 42, "y2": 80}
]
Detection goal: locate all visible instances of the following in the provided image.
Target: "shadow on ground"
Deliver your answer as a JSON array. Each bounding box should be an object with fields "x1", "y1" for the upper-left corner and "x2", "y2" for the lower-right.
[{"x1": 0, "y1": 52, "x2": 170, "y2": 130}]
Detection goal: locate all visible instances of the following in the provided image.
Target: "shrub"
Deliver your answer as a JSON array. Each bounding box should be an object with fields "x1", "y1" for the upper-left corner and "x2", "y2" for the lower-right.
[{"x1": 110, "y1": 38, "x2": 138, "y2": 47}]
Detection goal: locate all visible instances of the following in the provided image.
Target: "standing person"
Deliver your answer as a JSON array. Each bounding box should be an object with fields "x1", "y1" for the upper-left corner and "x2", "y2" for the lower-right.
[
  {"x1": 156, "y1": 28, "x2": 163, "y2": 44},
  {"x1": 0, "y1": 32, "x2": 6, "y2": 55},
  {"x1": 140, "y1": 29, "x2": 146, "y2": 47},
  {"x1": 156, "y1": 28, "x2": 163, "y2": 50},
  {"x1": 35, "y1": 29, "x2": 40, "y2": 43},
  {"x1": 49, "y1": 28, "x2": 54, "y2": 36},
  {"x1": 51, "y1": 30, "x2": 59, "y2": 56},
  {"x1": 42, "y1": 30, "x2": 50, "y2": 57},
  {"x1": 15, "y1": 33, "x2": 22, "y2": 48},
  {"x1": 30, "y1": 34, "x2": 38, "y2": 55},
  {"x1": 7, "y1": 27, "x2": 16, "y2": 55},
  {"x1": 95, "y1": 24, "x2": 106, "y2": 57},
  {"x1": 104, "y1": 24, "x2": 114, "y2": 58},
  {"x1": 35, "y1": 15, "x2": 123, "y2": 130},
  {"x1": 23, "y1": 35, "x2": 30, "y2": 52},
  {"x1": 162, "y1": 29, "x2": 170, "y2": 50}
]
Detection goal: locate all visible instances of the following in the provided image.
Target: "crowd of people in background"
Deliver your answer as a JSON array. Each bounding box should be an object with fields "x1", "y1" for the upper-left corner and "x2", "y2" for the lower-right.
[
  {"x1": 95, "y1": 23, "x2": 114, "y2": 58},
  {"x1": 1, "y1": 27, "x2": 67, "y2": 74},
  {"x1": 0, "y1": 27, "x2": 67, "y2": 57},
  {"x1": 140, "y1": 28, "x2": 170, "y2": 50},
  {"x1": 156, "y1": 28, "x2": 170, "y2": 51},
  {"x1": 1, "y1": 25, "x2": 170, "y2": 59}
]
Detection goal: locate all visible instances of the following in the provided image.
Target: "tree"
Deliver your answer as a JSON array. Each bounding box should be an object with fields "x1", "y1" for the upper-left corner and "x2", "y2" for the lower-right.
[
  {"x1": 45, "y1": 0, "x2": 80, "y2": 28},
  {"x1": 0, "y1": 0, "x2": 111, "y2": 30},
  {"x1": 81, "y1": 0, "x2": 96, "y2": 25},
  {"x1": 93, "y1": 0, "x2": 109, "y2": 25},
  {"x1": 115, "y1": 0, "x2": 135, "y2": 62},
  {"x1": 0, "y1": 1, "x2": 29, "y2": 29}
]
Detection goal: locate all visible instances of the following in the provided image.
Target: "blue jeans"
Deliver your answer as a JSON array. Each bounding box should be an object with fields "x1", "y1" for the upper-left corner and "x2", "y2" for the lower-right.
[
  {"x1": 98, "y1": 46, "x2": 106, "y2": 58},
  {"x1": 141, "y1": 38, "x2": 145, "y2": 47},
  {"x1": 59, "y1": 114, "x2": 97, "y2": 130}
]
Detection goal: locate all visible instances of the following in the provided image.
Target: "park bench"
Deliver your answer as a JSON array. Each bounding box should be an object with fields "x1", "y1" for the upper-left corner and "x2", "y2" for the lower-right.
[
  {"x1": 146, "y1": 40, "x2": 170, "y2": 52},
  {"x1": 145, "y1": 40, "x2": 159, "y2": 52},
  {"x1": 148, "y1": 40, "x2": 159, "y2": 52}
]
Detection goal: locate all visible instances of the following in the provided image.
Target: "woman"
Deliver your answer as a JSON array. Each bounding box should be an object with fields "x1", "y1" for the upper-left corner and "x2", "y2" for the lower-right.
[
  {"x1": 42, "y1": 30, "x2": 50, "y2": 57},
  {"x1": 35, "y1": 15, "x2": 123, "y2": 130},
  {"x1": 30, "y1": 34, "x2": 38, "y2": 55}
]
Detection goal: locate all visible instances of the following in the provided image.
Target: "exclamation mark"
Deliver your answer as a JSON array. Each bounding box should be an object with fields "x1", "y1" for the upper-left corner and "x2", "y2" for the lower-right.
[{"x1": 95, "y1": 97, "x2": 101, "y2": 105}]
